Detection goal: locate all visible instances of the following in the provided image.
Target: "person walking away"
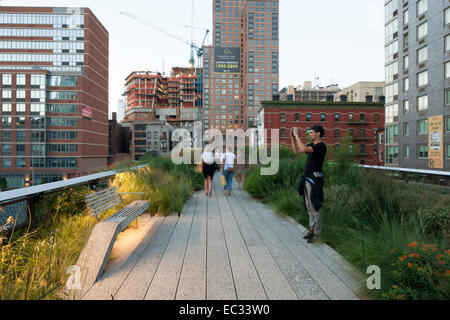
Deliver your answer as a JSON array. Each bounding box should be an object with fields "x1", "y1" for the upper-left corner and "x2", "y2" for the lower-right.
[
  {"x1": 291, "y1": 125, "x2": 327, "y2": 244},
  {"x1": 221, "y1": 146, "x2": 237, "y2": 197},
  {"x1": 201, "y1": 143, "x2": 217, "y2": 197}
]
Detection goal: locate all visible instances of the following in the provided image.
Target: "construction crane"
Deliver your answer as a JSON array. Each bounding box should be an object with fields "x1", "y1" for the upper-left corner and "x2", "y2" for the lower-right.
[{"x1": 120, "y1": 11, "x2": 209, "y2": 69}]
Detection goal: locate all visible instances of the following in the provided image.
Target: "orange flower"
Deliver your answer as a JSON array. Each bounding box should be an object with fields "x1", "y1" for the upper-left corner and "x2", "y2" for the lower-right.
[
  {"x1": 399, "y1": 257, "x2": 405, "y2": 261},
  {"x1": 445, "y1": 270, "x2": 450, "y2": 275},
  {"x1": 6, "y1": 216, "x2": 13, "y2": 225},
  {"x1": 439, "y1": 260, "x2": 445, "y2": 265},
  {"x1": 422, "y1": 247, "x2": 428, "y2": 252},
  {"x1": 408, "y1": 263, "x2": 412, "y2": 268},
  {"x1": 438, "y1": 254, "x2": 444, "y2": 259},
  {"x1": 408, "y1": 242, "x2": 417, "y2": 248},
  {"x1": 445, "y1": 250, "x2": 450, "y2": 255}
]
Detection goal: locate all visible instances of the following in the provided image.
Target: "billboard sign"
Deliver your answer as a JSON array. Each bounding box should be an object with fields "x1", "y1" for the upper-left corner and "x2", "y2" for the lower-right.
[
  {"x1": 82, "y1": 106, "x2": 92, "y2": 119},
  {"x1": 214, "y1": 47, "x2": 240, "y2": 74},
  {"x1": 428, "y1": 115, "x2": 443, "y2": 169}
]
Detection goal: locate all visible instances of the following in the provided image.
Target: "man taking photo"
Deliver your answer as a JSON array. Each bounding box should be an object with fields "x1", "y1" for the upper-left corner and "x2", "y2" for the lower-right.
[{"x1": 291, "y1": 125, "x2": 327, "y2": 244}]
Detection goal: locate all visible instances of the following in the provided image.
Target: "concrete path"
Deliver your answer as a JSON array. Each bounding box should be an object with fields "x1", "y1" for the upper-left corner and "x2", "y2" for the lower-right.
[{"x1": 81, "y1": 175, "x2": 363, "y2": 300}]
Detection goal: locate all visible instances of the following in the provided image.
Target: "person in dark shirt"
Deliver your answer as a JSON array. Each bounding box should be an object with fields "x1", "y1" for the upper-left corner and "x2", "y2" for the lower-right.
[{"x1": 291, "y1": 125, "x2": 327, "y2": 244}]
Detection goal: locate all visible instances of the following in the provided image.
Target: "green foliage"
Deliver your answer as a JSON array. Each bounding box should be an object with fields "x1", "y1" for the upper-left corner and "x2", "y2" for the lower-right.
[
  {"x1": 243, "y1": 138, "x2": 450, "y2": 300},
  {"x1": 0, "y1": 177, "x2": 7, "y2": 190}
]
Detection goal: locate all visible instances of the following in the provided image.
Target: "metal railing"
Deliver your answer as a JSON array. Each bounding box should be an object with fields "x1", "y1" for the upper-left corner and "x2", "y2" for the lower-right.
[
  {"x1": 0, "y1": 164, "x2": 147, "y2": 207},
  {"x1": 359, "y1": 165, "x2": 450, "y2": 187}
]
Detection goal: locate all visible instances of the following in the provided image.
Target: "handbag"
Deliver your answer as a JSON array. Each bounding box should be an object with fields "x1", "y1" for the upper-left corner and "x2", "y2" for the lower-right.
[{"x1": 220, "y1": 175, "x2": 226, "y2": 186}]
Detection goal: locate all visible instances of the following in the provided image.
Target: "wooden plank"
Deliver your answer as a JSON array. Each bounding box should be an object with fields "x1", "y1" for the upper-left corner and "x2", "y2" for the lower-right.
[
  {"x1": 214, "y1": 178, "x2": 267, "y2": 300},
  {"x1": 144, "y1": 194, "x2": 198, "y2": 300},
  {"x1": 206, "y1": 196, "x2": 237, "y2": 300},
  {"x1": 175, "y1": 197, "x2": 207, "y2": 300}
]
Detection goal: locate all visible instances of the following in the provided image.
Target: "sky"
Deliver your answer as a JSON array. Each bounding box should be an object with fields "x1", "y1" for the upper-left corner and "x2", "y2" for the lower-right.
[{"x1": 1, "y1": 0, "x2": 386, "y2": 118}]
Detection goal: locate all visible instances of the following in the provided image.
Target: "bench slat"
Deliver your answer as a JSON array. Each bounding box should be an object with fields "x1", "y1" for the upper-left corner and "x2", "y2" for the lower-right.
[
  {"x1": 86, "y1": 189, "x2": 119, "y2": 207},
  {"x1": 87, "y1": 194, "x2": 121, "y2": 211},
  {"x1": 85, "y1": 187, "x2": 117, "y2": 200},
  {"x1": 90, "y1": 200, "x2": 122, "y2": 217}
]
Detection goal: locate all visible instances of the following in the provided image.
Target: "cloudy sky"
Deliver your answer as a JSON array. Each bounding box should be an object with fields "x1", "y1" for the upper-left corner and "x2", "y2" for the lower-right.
[{"x1": 2, "y1": 0, "x2": 385, "y2": 117}]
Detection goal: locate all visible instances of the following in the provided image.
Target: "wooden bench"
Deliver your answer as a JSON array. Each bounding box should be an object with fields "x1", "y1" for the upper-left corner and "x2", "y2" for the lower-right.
[{"x1": 73, "y1": 187, "x2": 149, "y2": 298}]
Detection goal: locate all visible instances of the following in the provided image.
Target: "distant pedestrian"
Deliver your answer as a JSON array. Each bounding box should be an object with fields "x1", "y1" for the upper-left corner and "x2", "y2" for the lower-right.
[
  {"x1": 291, "y1": 125, "x2": 327, "y2": 244},
  {"x1": 234, "y1": 146, "x2": 248, "y2": 190},
  {"x1": 221, "y1": 146, "x2": 237, "y2": 197},
  {"x1": 201, "y1": 143, "x2": 217, "y2": 197}
]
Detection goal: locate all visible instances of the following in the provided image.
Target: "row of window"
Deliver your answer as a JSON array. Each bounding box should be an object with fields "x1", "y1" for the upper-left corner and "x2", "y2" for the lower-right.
[
  {"x1": 1, "y1": 143, "x2": 77, "y2": 154},
  {"x1": 1, "y1": 103, "x2": 78, "y2": 114},
  {"x1": 0, "y1": 40, "x2": 84, "y2": 52},
  {"x1": 0, "y1": 13, "x2": 85, "y2": 26},
  {"x1": 1, "y1": 157, "x2": 78, "y2": 169},
  {"x1": 2, "y1": 130, "x2": 78, "y2": 142},
  {"x1": 1, "y1": 116, "x2": 78, "y2": 127},
  {"x1": 0, "y1": 53, "x2": 84, "y2": 64},
  {"x1": 387, "y1": 144, "x2": 450, "y2": 161},
  {"x1": 280, "y1": 112, "x2": 377, "y2": 123},
  {"x1": 0, "y1": 28, "x2": 84, "y2": 38}
]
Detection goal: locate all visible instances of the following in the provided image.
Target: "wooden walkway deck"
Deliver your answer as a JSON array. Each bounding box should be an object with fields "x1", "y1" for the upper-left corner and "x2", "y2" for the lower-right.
[{"x1": 80, "y1": 175, "x2": 363, "y2": 300}]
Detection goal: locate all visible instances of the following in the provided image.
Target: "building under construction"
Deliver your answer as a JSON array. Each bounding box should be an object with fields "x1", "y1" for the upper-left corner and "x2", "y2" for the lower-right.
[{"x1": 122, "y1": 68, "x2": 200, "y2": 160}]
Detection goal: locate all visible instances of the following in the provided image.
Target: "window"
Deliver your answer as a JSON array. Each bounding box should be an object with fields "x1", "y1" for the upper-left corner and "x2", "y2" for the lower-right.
[
  {"x1": 418, "y1": 95, "x2": 428, "y2": 111},
  {"x1": 374, "y1": 114, "x2": 380, "y2": 122},
  {"x1": 446, "y1": 62, "x2": 450, "y2": 79},
  {"x1": 2, "y1": 144, "x2": 12, "y2": 155},
  {"x1": 16, "y1": 130, "x2": 25, "y2": 141},
  {"x1": 404, "y1": 77, "x2": 409, "y2": 91},
  {"x1": 446, "y1": 35, "x2": 450, "y2": 51},
  {"x1": 446, "y1": 90, "x2": 450, "y2": 105},
  {"x1": 334, "y1": 129, "x2": 340, "y2": 138},
  {"x1": 446, "y1": 116, "x2": 450, "y2": 132},
  {"x1": 403, "y1": 10, "x2": 409, "y2": 26},
  {"x1": 280, "y1": 112, "x2": 286, "y2": 122},
  {"x1": 16, "y1": 158, "x2": 25, "y2": 168},
  {"x1": 2, "y1": 103, "x2": 11, "y2": 112},
  {"x1": 16, "y1": 144, "x2": 25, "y2": 155},
  {"x1": 334, "y1": 113, "x2": 340, "y2": 122},
  {"x1": 2, "y1": 89, "x2": 11, "y2": 99},
  {"x1": 16, "y1": 103, "x2": 25, "y2": 113},
  {"x1": 417, "y1": 70, "x2": 428, "y2": 87},
  {"x1": 417, "y1": 46, "x2": 427, "y2": 63},
  {"x1": 445, "y1": 7, "x2": 450, "y2": 25},
  {"x1": 280, "y1": 128, "x2": 285, "y2": 137},
  {"x1": 404, "y1": 145, "x2": 410, "y2": 159},
  {"x1": 1, "y1": 131, "x2": 11, "y2": 142},
  {"x1": 349, "y1": 113, "x2": 354, "y2": 122},
  {"x1": 417, "y1": 119, "x2": 428, "y2": 135},
  {"x1": 2, "y1": 74, "x2": 11, "y2": 86},
  {"x1": 447, "y1": 144, "x2": 450, "y2": 159},
  {"x1": 403, "y1": 100, "x2": 409, "y2": 113},
  {"x1": 320, "y1": 113, "x2": 325, "y2": 122},
  {"x1": 360, "y1": 113, "x2": 366, "y2": 122},
  {"x1": 1, "y1": 157, "x2": 11, "y2": 168},
  {"x1": 417, "y1": 22, "x2": 428, "y2": 40},
  {"x1": 306, "y1": 113, "x2": 311, "y2": 122},
  {"x1": 418, "y1": 144, "x2": 428, "y2": 158},
  {"x1": 349, "y1": 129, "x2": 354, "y2": 137},
  {"x1": 294, "y1": 113, "x2": 299, "y2": 122},
  {"x1": 404, "y1": 122, "x2": 409, "y2": 136},
  {"x1": 417, "y1": 0, "x2": 427, "y2": 16},
  {"x1": 403, "y1": 55, "x2": 409, "y2": 71},
  {"x1": 16, "y1": 74, "x2": 26, "y2": 86}
]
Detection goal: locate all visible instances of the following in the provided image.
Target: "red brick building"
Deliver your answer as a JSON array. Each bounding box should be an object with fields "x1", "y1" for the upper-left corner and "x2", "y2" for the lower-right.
[
  {"x1": 258, "y1": 101, "x2": 385, "y2": 165},
  {"x1": 0, "y1": 6, "x2": 109, "y2": 188}
]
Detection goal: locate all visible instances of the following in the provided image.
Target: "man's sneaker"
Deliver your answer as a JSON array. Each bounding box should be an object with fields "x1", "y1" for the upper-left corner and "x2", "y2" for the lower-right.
[
  {"x1": 307, "y1": 235, "x2": 318, "y2": 244},
  {"x1": 303, "y1": 231, "x2": 314, "y2": 240}
]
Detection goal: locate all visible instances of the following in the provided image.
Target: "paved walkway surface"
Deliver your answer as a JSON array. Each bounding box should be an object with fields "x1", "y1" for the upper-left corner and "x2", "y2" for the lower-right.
[{"x1": 81, "y1": 175, "x2": 363, "y2": 300}]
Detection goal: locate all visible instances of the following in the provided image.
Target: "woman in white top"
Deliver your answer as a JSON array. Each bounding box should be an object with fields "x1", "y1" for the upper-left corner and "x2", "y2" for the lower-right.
[
  {"x1": 201, "y1": 143, "x2": 217, "y2": 197},
  {"x1": 221, "y1": 146, "x2": 237, "y2": 196}
]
